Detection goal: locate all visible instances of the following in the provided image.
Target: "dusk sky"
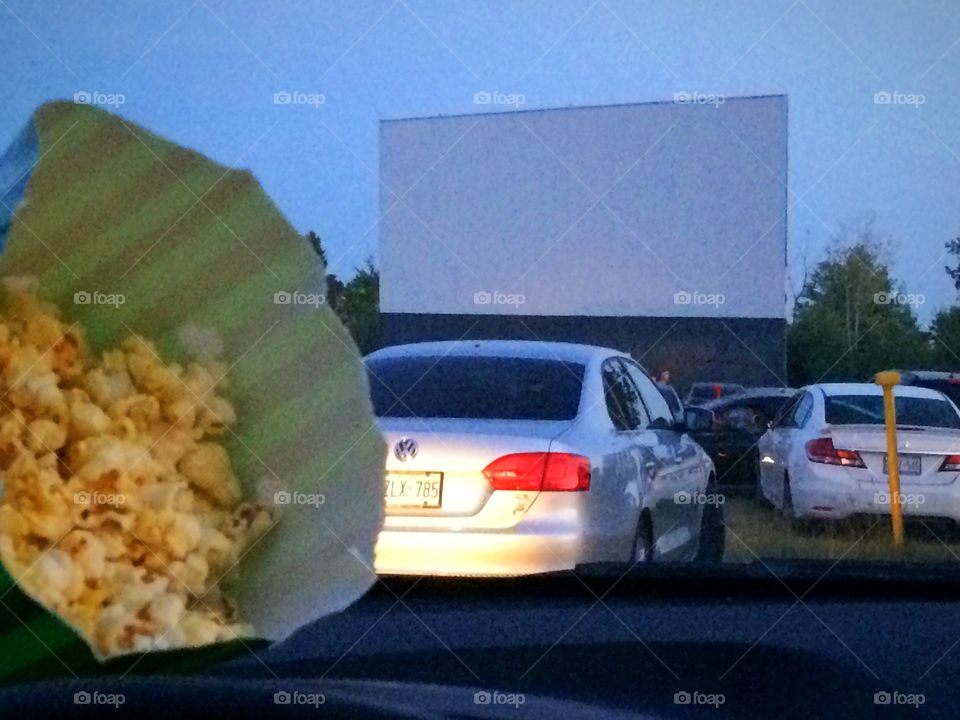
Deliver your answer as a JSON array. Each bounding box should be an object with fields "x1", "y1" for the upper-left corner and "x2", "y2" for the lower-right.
[{"x1": 2, "y1": 0, "x2": 959, "y2": 322}]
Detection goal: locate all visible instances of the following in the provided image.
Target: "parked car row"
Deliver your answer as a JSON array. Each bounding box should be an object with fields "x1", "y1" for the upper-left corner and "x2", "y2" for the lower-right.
[{"x1": 362, "y1": 342, "x2": 960, "y2": 576}]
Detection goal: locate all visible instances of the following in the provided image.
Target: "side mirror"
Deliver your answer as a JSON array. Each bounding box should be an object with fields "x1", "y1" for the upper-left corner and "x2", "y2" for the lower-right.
[{"x1": 683, "y1": 406, "x2": 714, "y2": 433}]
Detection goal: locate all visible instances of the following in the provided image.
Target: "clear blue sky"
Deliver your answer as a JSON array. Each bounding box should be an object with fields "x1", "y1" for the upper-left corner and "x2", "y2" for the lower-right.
[{"x1": 2, "y1": 1, "x2": 959, "y2": 322}]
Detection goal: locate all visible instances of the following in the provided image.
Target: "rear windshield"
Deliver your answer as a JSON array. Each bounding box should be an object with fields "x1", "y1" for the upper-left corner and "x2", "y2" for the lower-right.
[
  {"x1": 366, "y1": 356, "x2": 585, "y2": 420},
  {"x1": 824, "y1": 394, "x2": 960, "y2": 429},
  {"x1": 911, "y1": 379, "x2": 960, "y2": 408}
]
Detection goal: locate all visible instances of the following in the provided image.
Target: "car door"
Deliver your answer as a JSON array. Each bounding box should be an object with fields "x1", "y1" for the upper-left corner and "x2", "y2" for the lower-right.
[
  {"x1": 760, "y1": 391, "x2": 810, "y2": 507},
  {"x1": 620, "y1": 360, "x2": 700, "y2": 557},
  {"x1": 598, "y1": 358, "x2": 654, "y2": 560}
]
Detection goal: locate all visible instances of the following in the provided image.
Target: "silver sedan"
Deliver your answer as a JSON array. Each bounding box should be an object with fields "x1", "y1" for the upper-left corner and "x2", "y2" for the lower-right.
[{"x1": 366, "y1": 340, "x2": 722, "y2": 576}]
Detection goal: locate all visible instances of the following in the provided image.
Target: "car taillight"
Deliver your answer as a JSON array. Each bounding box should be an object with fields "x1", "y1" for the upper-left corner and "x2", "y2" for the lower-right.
[
  {"x1": 940, "y1": 455, "x2": 960, "y2": 471},
  {"x1": 482, "y1": 452, "x2": 591, "y2": 492},
  {"x1": 805, "y1": 437, "x2": 865, "y2": 468}
]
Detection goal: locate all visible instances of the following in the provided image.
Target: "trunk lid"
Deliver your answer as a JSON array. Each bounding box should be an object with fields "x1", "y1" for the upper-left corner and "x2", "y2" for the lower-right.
[
  {"x1": 825, "y1": 424, "x2": 960, "y2": 486},
  {"x1": 377, "y1": 417, "x2": 574, "y2": 520}
]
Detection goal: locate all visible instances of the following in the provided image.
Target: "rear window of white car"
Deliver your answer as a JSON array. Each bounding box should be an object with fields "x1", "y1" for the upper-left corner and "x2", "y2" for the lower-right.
[
  {"x1": 824, "y1": 394, "x2": 960, "y2": 429},
  {"x1": 366, "y1": 356, "x2": 585, "y2": 420}
]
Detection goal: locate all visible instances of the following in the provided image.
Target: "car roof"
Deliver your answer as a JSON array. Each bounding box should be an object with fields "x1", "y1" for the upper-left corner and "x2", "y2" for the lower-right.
[
  {"x1": 900, "y1": 370, "x2": 960, "y2": 382},
  {"x1": 365, "y1": 340, "x2": 630, "y2": 366},
  {"x1": 812, "y1": 382, "x2": 946, "y2": 400},
  {"x1": 698, "y1": 387, "x2": 795, "y2": 409}
]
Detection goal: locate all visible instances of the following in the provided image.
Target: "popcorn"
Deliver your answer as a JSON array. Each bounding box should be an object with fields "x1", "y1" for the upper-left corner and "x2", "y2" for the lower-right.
[{"x1": 0, "y1": 278, "x2": 273, "y2": 657}]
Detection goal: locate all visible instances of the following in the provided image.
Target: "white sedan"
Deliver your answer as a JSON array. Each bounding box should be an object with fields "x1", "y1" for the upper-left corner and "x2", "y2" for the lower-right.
[
  {"x1": 757, "y1": 382, "x2": 960, "y2": 522},
  {"x1": 366, "y1": 340, "x2": 723, "y2": 576}
]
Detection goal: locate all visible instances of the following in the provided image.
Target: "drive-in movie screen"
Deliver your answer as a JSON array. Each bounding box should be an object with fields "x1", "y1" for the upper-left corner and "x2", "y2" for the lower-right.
[{"x1": 2, "y1": 1, "x2": 960, "y2": 718}]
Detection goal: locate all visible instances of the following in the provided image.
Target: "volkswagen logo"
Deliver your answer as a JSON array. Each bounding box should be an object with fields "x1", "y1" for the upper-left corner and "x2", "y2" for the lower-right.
[{"x1": 394, "y1": 437, "x2": 418, "y2": 462}]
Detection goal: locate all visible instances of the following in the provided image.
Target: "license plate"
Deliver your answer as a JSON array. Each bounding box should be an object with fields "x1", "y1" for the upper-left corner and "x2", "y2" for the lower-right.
[
  {"x1": 385, "y1": 472, "x2": 443, "y2": 508},
  {"x1": 883, "y1": 454, "x2": 921, "y2": 476}
]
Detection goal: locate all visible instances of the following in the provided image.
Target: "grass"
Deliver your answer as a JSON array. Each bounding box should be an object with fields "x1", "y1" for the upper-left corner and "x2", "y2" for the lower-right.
[{"x1": 721, "y1": 496, "x2": 960, "y2": 564}]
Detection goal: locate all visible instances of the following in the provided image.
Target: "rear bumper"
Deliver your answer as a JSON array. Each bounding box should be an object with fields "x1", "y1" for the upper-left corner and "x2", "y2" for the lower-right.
[
  {"x1": 374, "y1": 526, "x2": 583, "y2": 577},
  {"x1": 793, "y1": 467, "x2": 960, "y2": 521}
]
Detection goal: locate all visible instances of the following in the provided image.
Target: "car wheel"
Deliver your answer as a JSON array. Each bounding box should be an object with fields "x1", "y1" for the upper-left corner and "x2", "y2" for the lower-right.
[
  {"x1": 696, "y1": 475, "x2": 725, "y2": 564},
  {"x1": 633, "y1": 512, "x2": 655, "y2": 563},
  {"x1": 782, "y1": 474, "x2": 794, "y2": 519}
]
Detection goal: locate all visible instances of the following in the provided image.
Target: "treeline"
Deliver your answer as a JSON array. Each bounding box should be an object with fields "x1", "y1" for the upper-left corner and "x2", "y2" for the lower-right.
[
  {"x1": 788, "y1": 220, "x2": 960, "y2": 385},
  {"x1": 306, "y1": 231, "x2": 380, "y2": 355}
]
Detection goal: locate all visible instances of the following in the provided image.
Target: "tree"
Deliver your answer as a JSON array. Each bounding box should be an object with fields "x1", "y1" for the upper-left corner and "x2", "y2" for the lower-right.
[
  {"x1": 304, "y1": 230, "x2": 343, "y2": 309},
  {"x1": 930, "y1": 307, "x2": 960, "y2": 369},
  {"x1": 945, "y1": 235, "x2": 960, "y2": 292},
  {"x1": 787, "y1": 223, "x2": 926, "y2": 385},
  {"x1": 335, "y1": 260, "x2": 380, "y2": 355}
]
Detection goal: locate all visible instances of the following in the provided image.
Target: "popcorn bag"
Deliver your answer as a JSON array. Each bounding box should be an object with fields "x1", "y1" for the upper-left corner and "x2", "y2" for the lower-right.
[{"x1": 0, "y1": 101, "x2": 385, "y2": 684}]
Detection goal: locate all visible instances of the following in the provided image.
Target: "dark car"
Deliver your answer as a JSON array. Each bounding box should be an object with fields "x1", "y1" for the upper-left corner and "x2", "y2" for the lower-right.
[
  {"x1": 688, "y1": 387, "x2": 797, "y2": 491},
  {"x1": 684, "y1": 381, "x2": 745, "y2": 406},
  {"x1": 657, "y1": 382, "x2": 684, "y2": 425},
  {"x1": 897, "y1": 370, "x2": 960, "y2": 407}
]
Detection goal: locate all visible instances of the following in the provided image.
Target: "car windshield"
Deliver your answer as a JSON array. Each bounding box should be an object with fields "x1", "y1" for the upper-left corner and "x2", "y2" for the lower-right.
[
  {"x1": 367, "y1": 356, "x2": 584, "y2": 420},
  {"x1": 825, "y1": 395, "x2": 960, "y2": 429},
  {"x1": 8, "y1": 3, "x2": 960, "y2": 714}
]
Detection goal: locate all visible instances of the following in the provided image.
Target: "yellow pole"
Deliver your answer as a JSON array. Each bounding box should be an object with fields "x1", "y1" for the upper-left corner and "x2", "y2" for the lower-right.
[{"x1": 875, "y1": 370, "x2": 904, "y2": 548}]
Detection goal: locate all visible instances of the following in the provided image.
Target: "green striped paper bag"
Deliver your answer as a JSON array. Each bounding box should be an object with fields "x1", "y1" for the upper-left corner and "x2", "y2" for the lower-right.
[{"x1": 0, "y1": 101, "x2": 385, "y2": 685}]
